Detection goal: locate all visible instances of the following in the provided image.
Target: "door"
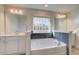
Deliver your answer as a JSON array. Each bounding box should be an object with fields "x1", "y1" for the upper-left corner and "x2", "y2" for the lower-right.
[
  {"x1": 6, "y1": 36, "x2": 18, "y2": 54},
  {"x1": 0, "y1": 36, "x2": 5, "y2": 55}
]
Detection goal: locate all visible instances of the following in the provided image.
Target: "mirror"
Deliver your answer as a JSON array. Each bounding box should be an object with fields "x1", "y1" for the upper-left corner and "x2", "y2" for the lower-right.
[{"x1": 5, "y1": 10, "x2": 27, "y2": 33}]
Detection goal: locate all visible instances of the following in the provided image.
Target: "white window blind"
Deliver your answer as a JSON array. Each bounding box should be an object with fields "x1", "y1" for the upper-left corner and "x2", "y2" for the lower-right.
[{"x1": 33, "y1": 17, "x2": 51, "y2": 33}]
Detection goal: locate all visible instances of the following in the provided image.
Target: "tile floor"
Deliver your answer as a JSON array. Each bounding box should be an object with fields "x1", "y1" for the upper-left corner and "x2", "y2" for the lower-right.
[{"x1": 72, "y1": 48, "x2": 79, "y2": 55}]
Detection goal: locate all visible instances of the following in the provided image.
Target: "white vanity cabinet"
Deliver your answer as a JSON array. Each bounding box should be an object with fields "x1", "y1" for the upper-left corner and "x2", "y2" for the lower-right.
[
  {"x1": 25, "y1": 33, "x2": 31, "y2": 55},
  {"x1": 6, "y1": 36, "x2": 18, "y2": 54},
  {"x1": 5, "y1": 34, "x2": 30, "y2": 55},
  {"x1": 18, "y1": 36, "x2": 26, "y2": 54},
  {"x1": 0, "y1": 36, "x2": 5, "y2": 55},
  {"x1": 17, "y1": 33, "x2": 31, "y2": 55}
]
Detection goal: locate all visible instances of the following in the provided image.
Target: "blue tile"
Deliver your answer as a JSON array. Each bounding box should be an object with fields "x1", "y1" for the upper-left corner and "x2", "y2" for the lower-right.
[{"x1": 54, "y1": 32, "x2": 69, "y2": 45}]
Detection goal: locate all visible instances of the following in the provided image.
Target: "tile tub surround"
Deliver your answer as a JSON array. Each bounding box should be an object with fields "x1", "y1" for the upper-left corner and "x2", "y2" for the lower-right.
[
  {"x1": 31, "y1": 38, "x2": 67, "y2": 55},
  {"x1": 31, "y1": 32, "x2": 69, "y2": 45},
  {"x1": 54, "y1": 32, "x2": 69, "y2": 44},
  {"x1": 31, "y1": 33, "x2": 54, "y2": 39},
  {"x1": 54, "y1": 31, "x2": 69, "y2": 54}
]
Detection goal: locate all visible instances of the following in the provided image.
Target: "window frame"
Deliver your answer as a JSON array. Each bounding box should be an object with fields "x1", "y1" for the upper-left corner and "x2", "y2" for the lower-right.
[{"x1": 32, "y1": 16, "x2": 51, "y2": 33}]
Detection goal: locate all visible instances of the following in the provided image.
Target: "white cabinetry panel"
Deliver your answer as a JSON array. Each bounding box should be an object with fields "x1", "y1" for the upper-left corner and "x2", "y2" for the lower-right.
[
  {"x1": 6, "y1": 36, "x2": 18, "y2": 54},
  {"x1": 0, "y1": 37, "x2": 5, "y2": 55},
  {"x1": 18, "y1": 36, "x2": 26, "y2": 54}
]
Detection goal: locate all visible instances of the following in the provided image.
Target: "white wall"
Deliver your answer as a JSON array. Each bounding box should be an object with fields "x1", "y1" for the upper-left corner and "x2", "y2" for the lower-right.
[
  {"x1": 69, "y1": 8, "x2": 79, "y2": 31},
  {"x1": 0, "y1": 5, "x2": 68, "y2": 34},
  {"x1": 54, "y1": 18, "x2": 67, "y2": 32},
  {"x1": 30, "y1": 9, "x2": 68, "y2": 32},
  {"x1": 68, "y1": 8, "x2": 79, "y2": 48},
  {"x1": 0, "y1": 5, "x2": 5, "y2": 35}
]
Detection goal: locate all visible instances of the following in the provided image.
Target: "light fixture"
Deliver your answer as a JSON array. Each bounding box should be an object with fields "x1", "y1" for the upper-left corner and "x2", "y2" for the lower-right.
[
  {"x1": 9, "y1": 8, "x2": 23, "y2": 15},
  {"x1": 44, "y1": 4, "x2": 48, "y2": 7},
  {"x1": 15, "y1": 9, "x2": 18, "y2": 14},
  {"x1": 10, "y1": 9, "x2": 16, "y2": 14},
  {"x1": 19, "y1": 10, "x2": 23, "y2": 15},
  {"x1": 56, "y1": 13, "x2": 66, "y2": 19}
]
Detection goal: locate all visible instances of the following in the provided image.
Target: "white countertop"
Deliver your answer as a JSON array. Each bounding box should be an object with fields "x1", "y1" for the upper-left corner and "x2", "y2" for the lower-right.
[
  {"x1": 0, "y1": 32, "x2": 31, "y2": 36},
  {"x1": 31, "y1": 38, "x2": 66, "y2": 51},
  {"x1": 0, "y1": 34, "x2": 25, "y2": 36}
]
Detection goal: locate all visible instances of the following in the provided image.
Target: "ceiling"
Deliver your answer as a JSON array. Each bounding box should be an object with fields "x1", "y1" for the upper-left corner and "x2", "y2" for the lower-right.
[{"x1": 12, "y1": 4, "x2": 79, "y2": 13}]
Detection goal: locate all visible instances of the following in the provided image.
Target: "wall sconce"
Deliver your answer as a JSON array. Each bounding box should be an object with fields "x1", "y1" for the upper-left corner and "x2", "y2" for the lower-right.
[
  {"x1": 56, "y1": 13, "x2": 66, "y2": 19},
  {"x1": 9, "y1": 8, "x2": 23, "y2": 15}
]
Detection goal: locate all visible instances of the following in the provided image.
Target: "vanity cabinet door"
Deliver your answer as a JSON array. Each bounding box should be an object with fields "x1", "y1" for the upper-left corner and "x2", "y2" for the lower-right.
[
  {"x1": 6, "y1": 36, "x2": 18, "y2": 54},
  {"x1": 0, "y1": 37, "x2": 5, "y2": 55},
  {"x1": 26, "y1": 34, "x2": 31, "y2": 55},
  {"x1": 18, "y1": 36, "x2": 26, "y2": 54}
]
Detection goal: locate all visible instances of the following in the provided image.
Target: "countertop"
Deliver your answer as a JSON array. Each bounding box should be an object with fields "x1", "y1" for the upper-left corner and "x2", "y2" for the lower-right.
[{"x1": 0, "y1": 32, "x2": 31, "y2": 36}]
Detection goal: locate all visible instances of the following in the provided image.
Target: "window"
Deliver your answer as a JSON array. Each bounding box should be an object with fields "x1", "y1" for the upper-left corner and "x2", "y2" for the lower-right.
[{"x1": 33, "y1": 17, "x2": 51, "y2": 33}]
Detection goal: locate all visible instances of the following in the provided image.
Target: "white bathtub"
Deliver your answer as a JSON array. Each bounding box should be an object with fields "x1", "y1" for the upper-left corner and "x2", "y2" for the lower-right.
[{"x1": 31, "y1": 38, "x2": 67, "y2": 55}]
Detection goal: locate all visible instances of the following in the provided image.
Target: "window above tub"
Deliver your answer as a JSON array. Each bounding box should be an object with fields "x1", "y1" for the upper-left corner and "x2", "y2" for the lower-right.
[{"x1": 32, "y1": 17, "x2": 51, "y2": 33}]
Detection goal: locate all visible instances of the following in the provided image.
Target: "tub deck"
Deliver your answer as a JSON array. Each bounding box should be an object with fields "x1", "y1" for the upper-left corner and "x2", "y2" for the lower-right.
[{"x1": 31, "y1": 38, "x2": 67, "y2": 55}]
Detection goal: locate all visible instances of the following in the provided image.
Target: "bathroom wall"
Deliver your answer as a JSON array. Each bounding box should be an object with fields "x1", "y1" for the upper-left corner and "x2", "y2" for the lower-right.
[
  {"x1": 69, "y1": 9, "x2": 79, "y2": 31},
  {"x1": 29, "y1": 9, "x2": 68, "y2": 32},
  {"x1": 5, "y1": 6, "x2": 29, "y2": 34},
  {"x1": 68, "y1": 7, "x2": 79, "y2": 48},
  {"x1": 0, "y1": 5, "x2": 5, "y2": 35},
  {"x1": 0, "y1": 5, "x2": 68, "y2": 34},
  {"x1": 54, "y1": 18, "x2": 67, "y2": 32}
]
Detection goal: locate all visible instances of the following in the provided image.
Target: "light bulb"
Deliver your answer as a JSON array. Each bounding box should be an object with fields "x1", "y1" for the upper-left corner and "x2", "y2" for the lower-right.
[
  {"x1": 10, "y1": 8, "x2": 23, "y2": 15},
  {"x1": 56, "y1": 14, "x2": 66, "y2": 19},
  {"x1": 10, "y1": 9, "x2": 15, "y2": 14},
  {"x1": 15, "y1": 9, "x2": 18, "y2": 14},
  {"x1": 44, "y1": 4, "x2": 48, "y2": 7},
  {"x1": 19, "y1": 10, "x2": 23, "y2": 15}
]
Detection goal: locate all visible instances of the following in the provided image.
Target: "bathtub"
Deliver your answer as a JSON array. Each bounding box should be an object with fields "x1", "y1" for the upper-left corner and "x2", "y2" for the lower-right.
[{"x1": 31, "y1": 38, "x2": 67, "y2": 55}]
